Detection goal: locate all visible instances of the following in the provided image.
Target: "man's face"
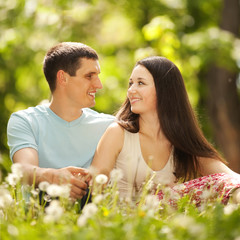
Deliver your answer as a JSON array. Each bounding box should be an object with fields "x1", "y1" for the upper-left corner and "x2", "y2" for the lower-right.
[{"x1": 64, "y1": 58, "x2": 102, "y2": 109}]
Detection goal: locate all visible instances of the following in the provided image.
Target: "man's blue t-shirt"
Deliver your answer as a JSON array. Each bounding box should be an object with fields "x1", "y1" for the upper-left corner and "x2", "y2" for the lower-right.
[{"x1": 7, "y1": 104, "x2": 115, "y2": 168}]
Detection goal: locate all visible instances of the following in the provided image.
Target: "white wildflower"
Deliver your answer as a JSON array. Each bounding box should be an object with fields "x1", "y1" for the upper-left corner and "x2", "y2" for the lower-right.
[
  {"x1": 200, "y1": 189, "x2": 215, "y2": 200},
  {"x1": 172, "y1": 183, "x2": 186, "y2": 192},
  {"x1": 0, "y1": 188, "x2": 13, "y2": 208},
  {"x1": 188, "y1": 223, "x2": 205, "y2": 237},
  {"x1": 43, "y1": 195, "x2": 51, "y2": 202},
  {"x1": 93, "y1": 194, "x2": 104, "y2": 204},
  {"x1": 145, "y1": 180, "x2": 154, "y2": 191},
  {"x1": 231, "y1": 188, "x2": 240, "y2": 203},
  {"x1": 43, "y1": 214, "x2": 55, "y2": 223},
  {"x1": 11, "y1": 163, "x2": 23, "y2": 179},
  {"x1": 5, "y1": 173, "x2": 20, "y2": 187},
  {"x1": 46, "y1": 184, "x2": 63, "y2": 197},
  {"x1": 173, "y1": 214, "x2": 195, "y2": 228},
  {"x1": 77, "y1": 215, "x2": 88, "y2": 227},
  {"x1": 7, "y1": 224, "x2": 19, "y2": 236},
  {"x1": 161, "y1": 226, "x2": 171, "y2": 234},
  {"x1": 39, "y1": 181, "x2": 50, "y2": 192},
  {"x1": 144, "y1": 195, "x2": 159, "y2": 209},
  {"x1": 45, "y1": 200, "x2": 64, "y2": 221},
  {"x1": 110, "y1": 169, "x2": 123, "y2": 182},
  {"x1": 224, "y1": 204, "x2": 238, "y2": 215},
  {"x1": 46, "y1": 184, "x2": 70, "y2": 198},
  {"x1": 59, "y1": 184, "x2": 71, "y2": 198},
  {"x1": 82, "y1": 203, "x2": 98, "y2": 218},
  {"x1": 31, "y1": 189, "x2": 39, "y2": 197},
  {"x1": 169, "y1": 190, "x2": 180, "y2": 201},
  {"x1": 95, "y1": 174, "x2": 108, "y2": 185}
]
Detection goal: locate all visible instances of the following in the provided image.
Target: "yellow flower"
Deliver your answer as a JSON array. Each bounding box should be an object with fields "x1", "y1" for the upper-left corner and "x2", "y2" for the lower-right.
[{"x1": 138, "y1": 210, "x2": 146, "y2": 217}]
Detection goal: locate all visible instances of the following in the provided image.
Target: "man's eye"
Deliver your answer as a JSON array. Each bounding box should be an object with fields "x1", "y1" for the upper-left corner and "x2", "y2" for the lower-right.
[
  {"x1": 86, "y1": 75, "x2": 92, "y2": 79},
  {"x1": 129, "y1": 82, "x2": 133, "y2": 86},
  {"x1": 138, "y1": 81, "x2": 144, "y2": 85}
]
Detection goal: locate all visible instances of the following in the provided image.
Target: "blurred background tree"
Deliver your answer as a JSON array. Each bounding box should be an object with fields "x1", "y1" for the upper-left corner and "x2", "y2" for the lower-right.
[{"x1": 0, "y1": 0, "x2": 239, "y2": 177}]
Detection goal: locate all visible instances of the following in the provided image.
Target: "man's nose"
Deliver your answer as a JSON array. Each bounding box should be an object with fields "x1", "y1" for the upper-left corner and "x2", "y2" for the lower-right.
[{"x1": 94, "y1": 77, "x2": 103, "y2": 89}]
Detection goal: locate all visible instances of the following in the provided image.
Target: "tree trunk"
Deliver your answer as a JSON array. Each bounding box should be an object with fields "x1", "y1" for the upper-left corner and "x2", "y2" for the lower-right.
[{"x1": 206, "y1": 0, "x2": 240, "y2": 172}]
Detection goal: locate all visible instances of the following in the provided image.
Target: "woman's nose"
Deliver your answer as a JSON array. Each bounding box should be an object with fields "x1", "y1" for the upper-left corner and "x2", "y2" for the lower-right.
[{"x1": 128, "y1": 84, "x2": 137, "y2": 93}]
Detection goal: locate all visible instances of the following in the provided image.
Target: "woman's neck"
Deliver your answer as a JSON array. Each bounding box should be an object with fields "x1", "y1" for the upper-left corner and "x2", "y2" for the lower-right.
[{"x1": 138, "y1": 113, "x2": 162, "y2": 140}]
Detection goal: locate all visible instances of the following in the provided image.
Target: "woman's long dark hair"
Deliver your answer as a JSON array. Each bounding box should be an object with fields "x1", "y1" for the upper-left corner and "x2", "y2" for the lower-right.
[{"x1": 116, "y1": 56, "x2": 225, "y2": 182}]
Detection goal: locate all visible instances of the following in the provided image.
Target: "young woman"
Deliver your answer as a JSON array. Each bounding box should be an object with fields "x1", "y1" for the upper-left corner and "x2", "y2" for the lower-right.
[{"x1": 91, "y1": 56, "x2": 240, "y2": 203}]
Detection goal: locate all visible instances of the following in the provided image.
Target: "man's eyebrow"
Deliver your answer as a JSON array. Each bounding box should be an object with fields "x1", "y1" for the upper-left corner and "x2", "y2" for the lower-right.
[{"x1": 84, "y1": 71, "x2": 100, "y2": 75}]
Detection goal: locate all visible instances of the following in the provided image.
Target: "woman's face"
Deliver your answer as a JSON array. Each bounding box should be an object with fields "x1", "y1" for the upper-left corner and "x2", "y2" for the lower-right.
[{"x1": 127, "y1": 65, "x2": 157, "y2": 115}]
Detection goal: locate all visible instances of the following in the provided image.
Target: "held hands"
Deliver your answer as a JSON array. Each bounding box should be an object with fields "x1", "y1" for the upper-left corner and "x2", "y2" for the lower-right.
[{"x1": 40, "y1": 166, "x2": 91, "y2": 200}]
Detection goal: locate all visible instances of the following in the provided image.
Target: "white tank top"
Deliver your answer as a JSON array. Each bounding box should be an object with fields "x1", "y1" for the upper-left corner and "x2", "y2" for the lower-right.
[{"x1": 114, "y1": 130, "x2": 176, "y2": 199}]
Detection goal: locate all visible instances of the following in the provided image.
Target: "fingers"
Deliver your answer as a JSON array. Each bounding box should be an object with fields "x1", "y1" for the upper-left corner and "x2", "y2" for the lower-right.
[
  {"x1": 66, "y1": 166, "x2": 89, "y2": 175},
  {"x1": 70, "y1": 176, "x2": 88, "y2": 189},
  {"x1": 70, "y1": 185, "x2": 87, "y2": 200},
  {"x1": 69, "y1": 176, "x2": 88, "y2": 199}
]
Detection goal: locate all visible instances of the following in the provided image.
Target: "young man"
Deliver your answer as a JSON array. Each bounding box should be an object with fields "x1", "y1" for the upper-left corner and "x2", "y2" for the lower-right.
[{"x1": 7, "y1": 42, "x2": 115, "y2": 200}]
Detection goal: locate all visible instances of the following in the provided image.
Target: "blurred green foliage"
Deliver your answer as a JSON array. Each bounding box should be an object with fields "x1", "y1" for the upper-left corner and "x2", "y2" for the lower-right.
[{"x1": 0, "y1": 0, "x2": 239, "y2": 174}]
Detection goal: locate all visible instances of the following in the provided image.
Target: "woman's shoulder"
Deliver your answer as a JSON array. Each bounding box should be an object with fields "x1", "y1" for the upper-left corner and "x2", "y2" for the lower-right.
[
  {"x1": 106, "y1": 122, "x2": 124, "y2": 134},
  {"x1": 101, "y1": 122, "x2": 125, "y2": 145}
]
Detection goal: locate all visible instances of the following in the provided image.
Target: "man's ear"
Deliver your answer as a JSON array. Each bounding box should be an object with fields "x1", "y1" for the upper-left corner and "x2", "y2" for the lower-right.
[{"x1": 56, "y1": 70, "x2": 67, "y2": 87}]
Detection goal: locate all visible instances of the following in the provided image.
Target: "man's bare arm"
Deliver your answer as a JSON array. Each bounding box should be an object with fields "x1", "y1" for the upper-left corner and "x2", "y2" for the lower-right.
[{"x1": 13, "y1": 148, "x2": 90, "y2": 199}]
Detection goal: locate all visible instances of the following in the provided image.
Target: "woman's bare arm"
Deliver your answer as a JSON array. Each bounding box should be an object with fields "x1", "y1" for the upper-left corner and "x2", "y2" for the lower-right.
[{"x1": 91, "y1": 122, "x2": 124, "y2": 177}]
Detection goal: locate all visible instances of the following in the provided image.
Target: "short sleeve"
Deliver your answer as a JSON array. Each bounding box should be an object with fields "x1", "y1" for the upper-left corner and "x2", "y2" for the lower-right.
[{"x1": 7, "y1": 113, "x2": 38, "y2": 161}]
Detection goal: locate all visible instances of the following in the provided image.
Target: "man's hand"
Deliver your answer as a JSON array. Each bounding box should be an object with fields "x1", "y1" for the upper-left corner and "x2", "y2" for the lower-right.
[{"x1": 38, "y1": 166, "x2": 91, "y2": 200}]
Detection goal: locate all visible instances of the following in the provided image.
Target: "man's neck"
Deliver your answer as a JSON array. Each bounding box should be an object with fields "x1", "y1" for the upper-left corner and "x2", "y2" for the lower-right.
[{"x1": 49, "y1": 100, "x2": 83, "y2": 122}]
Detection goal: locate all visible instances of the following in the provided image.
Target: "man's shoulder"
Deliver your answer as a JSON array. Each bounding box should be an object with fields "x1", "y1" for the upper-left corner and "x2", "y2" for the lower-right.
[{"x1": 11, "y1": 104, "x2": 49, "y2": 118}]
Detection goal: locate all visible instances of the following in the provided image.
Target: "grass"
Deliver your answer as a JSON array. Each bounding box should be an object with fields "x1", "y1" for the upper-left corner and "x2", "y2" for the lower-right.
[{"x1": 1, "y1": 164, "x2": 240, "y2": 240}]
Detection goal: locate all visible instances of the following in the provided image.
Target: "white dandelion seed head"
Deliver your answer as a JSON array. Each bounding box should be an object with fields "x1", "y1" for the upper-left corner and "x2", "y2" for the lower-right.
[
  {"x1": 5, "y1": 173, "x2": 21, "y2": 187},
  {"x1": 11, "y1": 163, "x2": 23, "y2": 179},
  {"x1": 45, "y1": 200, "x2": 64, "y2": 221},
  {"x1": 188, "y1": 223, "x2": 205, "y2": 237},
  {"x1": 58, "y1": 184, "x2": 71, "y2": 198},
  {"x1": 146, "y1": 209, "x2": 155, "y2": 217},
  {"x1": 200, "y1": 189, "x2": 215, "y2": 200},
  {"x1": 173, "y1": 214, "x2": 195, "y2": 228},
  {"x1": 93, "y1": 194, "x2": 104, "y2": 204},
  {"x1": 7, "y1": 224, "x2": 19, "y2": 236},
  {"x1": 224, "y1": 204, "x2": 238, "y2": 215},
  {"x1": 145, "y1": 180, "x2": 155, "y2": 191},
  {"x1": 144, "y1": 195, "x2": 159, "y2": 209},
  {"x1": 30, "y1": 189, "x2": 39, "y2": 197},
  {"x1": 82, "y1": 203, "x2": 98, "y2": 217},
  {"x1": 172, "y1": 183, "x2": 186, "y2": 192},
  {"x1": 0, "y1": 193, "x2": 13, "y2": 209},
  {"x1": 46, "y1": 184, "x2": 70, "y2": 198},
  {"x1": 43, "y1": 214, "x2": 55, "y2": 223},
  {"x1": 39, "y1": 181, "x2": 50, "y2": 192},
  {"x1": 95, "y1": 174, "x2": 108, "y2": 185},
  {"x1": 110, "y1": 169, "x2": 123, "y2": 182},
  {"x1": 77, "y1": 215, "x2": 88, "y2": 227}
]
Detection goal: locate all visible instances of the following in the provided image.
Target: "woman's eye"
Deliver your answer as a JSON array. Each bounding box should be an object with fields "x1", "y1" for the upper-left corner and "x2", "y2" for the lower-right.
[
  {"x1": 129, "y1": 82, "x2": 133, "y2": 86},
  {"x1": 138, "y1": 81, "x2": 144, "y2": 85}
]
